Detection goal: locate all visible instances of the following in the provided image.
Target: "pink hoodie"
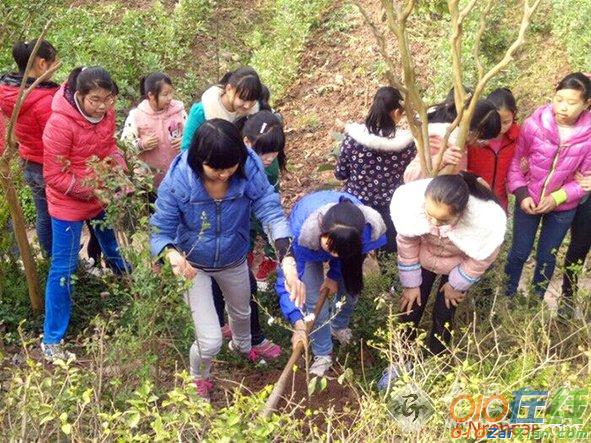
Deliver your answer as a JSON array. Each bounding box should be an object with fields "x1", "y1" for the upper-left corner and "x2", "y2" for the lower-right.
[
  {"x1": 390, "y1": 179, "x2": 506, "y2": 291},
  {"x1": 121, "y1": 99, "x2": 186, "y2": 188},
  {"x1": 508, "y1": 104, "x2": 591, "y2": 211}
]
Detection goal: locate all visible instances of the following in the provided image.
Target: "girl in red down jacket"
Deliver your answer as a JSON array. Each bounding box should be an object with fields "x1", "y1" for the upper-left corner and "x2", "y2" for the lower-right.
[
  {"x1": 0, "y1": 39, "x2": 59, "y2": 256},
  {"x1": 505, "y1": 73, "x2": 591, "y2": 299},
  {"x1": 41, "y1": 66, "x2": 128, "y2": 361},
  {"x1": 467, "y1": 88, "x2": 520, "y2": 212}
]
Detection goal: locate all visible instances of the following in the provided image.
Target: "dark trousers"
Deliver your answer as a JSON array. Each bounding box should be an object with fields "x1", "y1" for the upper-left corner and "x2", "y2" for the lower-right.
[
  {"x1": 400, "y1": 268, "x2": 456, "y2": 355},
  {"x1": 373, "y1": 204, "x2": 397, "y2": 254},
  {"x1": 213, "y1": 268, "x2": 265, "y2": 345},
  {"x1": 562, "y1": 197, "x2": 591, "y2": 299}
]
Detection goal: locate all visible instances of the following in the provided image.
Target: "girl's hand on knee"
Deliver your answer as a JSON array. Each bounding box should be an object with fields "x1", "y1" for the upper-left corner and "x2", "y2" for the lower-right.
[
  {"x1": 442, "y1": 283, "x2": 466, "y2": 309},
  {"x1": 400, "y1": 287, "x2": 421, "y2": 314},
  {"x1": 320, "y1": 277, "x2": 339, "y2": 297},
  {"x1": 166, "y1": 249, "x2": 197, "y2": 280},
  {"x1": 291, "y1": 319, "x2": 308, "y2": 350},
  {"x1": 282, "y1": 257, "x2": 306, "y2": 308},
  {"x1": 520, "y1": 197, "x2": 537, "y2": 215}
]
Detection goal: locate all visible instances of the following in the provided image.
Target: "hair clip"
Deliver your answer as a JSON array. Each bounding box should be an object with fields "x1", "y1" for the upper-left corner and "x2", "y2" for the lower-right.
[{"x1": 260, "y1": 122, "x2": 268, "y2": 134}]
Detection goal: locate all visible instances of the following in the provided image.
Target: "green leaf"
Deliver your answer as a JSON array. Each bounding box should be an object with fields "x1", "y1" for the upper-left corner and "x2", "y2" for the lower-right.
[
  {"x1": 82, "y1": 388, "x2": 93, "y2": 405},
  {"x1": 61, "y1": 423, "x2": 72, "y2": 435},
  {"x1": 319, "y1": 377, "x2": 328, "y2": 391},
  {"x1": 125, "y1": 411, "x2": 141, "y2": 429},
  {"x1": 308, "y1": 376, "x2": 318, "y2": 396}
]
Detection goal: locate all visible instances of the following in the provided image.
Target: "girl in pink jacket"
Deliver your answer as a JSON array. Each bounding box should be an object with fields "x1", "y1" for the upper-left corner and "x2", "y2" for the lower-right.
[
  {"x1": 505, "y1": 73, "x2": 591, "y2": 299},
  {"x1": 378, "y1": 173, "x2": 506, "y2": 390},
  {"x1": 42, "y1": 67, "x2": 128, "y2": 361},
  {"x1": 121, "y1": 72, "x2": 186, "y2": 191}
]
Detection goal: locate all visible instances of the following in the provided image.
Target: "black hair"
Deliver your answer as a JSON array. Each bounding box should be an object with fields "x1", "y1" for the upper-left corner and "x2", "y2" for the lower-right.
[
  {"x1": 428, "y1": 86, "x2": 473, "y2": 124},
  {"x1": 219, "y1": 67, "x2": 263, "y2": 102},
  {"x1": 242, "y1": 110, "x2": 287, "y2": 171},
  {"x1": 365, "y1": 86, "x2": 404, "y2": 137},
  {"x1": 259, "y1": 84, "x2": 272, "y2": 111},
  {"x1": 556, "y1": 72, "x2": 591, "y2": 101},
  {"x1": 425, "y1": 171, "x2": 499, "y2": 216},
  {"x1": 487, "y1": 88, "x2": 517, "y2": 115},
  {"x1": 470, "y1": 100, "x2": 501, "y2": 140},
  {"x1": 12, "y1": 39, "x2": 57, "y2": 73},
  {"x1": 66, "y1": 66, "x2": 118, "y2": 96},
  {"x1": 321, "y1": 200, "x2": 366, "y2": 295},
  {"x1": 140, "y1": 72, "x2": 173, "y2": 104},
  {"x1": 187, "y1": 118, "x2": 247, "y2": 178}
]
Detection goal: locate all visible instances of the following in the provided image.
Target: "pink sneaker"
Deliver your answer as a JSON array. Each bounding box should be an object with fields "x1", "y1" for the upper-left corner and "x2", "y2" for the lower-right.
[
  {"x1": 252, "y1": 339, "x2": 282, "y2": 360},
  {"x1": 194, "y1": 378, "x2": 214, "y2": 399},
  {"x1": 229, "y1": 340, "x2": 261, "y2": 363},
  {"x1": 221, "y1": 324, "x2": 232, "y2": 340}
]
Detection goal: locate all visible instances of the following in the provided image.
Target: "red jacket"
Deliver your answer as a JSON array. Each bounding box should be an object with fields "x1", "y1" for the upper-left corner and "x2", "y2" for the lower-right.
[
  {"x1": 43, "y1": 84, "x2": 125, "y2": 221},
  {"x1": 467, "y1": 123, "x2": 520, "y2": 211},
  {"x1": 0, "y1": 74, "x2": 59, "y2": 164}
]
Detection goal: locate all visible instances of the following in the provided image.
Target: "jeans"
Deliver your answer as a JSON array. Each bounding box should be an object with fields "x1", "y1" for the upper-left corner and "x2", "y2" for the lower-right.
[
  {"x1": 400, "y1": 268, "x2": 455, "y2": 355},
  {"x1": 562, "y1": 196, "x2": 591, "y2": 299},
  {"x1": 213, "y1": 269, "x2": 265, "y2": 345},
  {"x1": 43, "y1": 213, "x2": 128, "y2": 344},
  {"x1": 22, "y1": 161, "x2": 52, "y2": 256},
  {"x1": 301, "y1": 261, "x2": 358, "y2": 357},
  {"x1": 505, "y1": 205, "x2": 576, "y2": 297}
]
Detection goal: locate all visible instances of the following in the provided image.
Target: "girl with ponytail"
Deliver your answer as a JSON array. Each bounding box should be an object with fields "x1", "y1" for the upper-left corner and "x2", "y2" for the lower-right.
[
  {"x1": 275, "y1": 191, "x2": 387, "y2": 377},
  {"x1": 378, "y1": 172, "x2": 506, "y2": 390}
]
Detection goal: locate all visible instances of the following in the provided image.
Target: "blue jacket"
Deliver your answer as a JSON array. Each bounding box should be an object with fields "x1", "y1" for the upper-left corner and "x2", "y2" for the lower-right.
[
  {"x1": 150, "y1": 149, "x2": 291, "y2": 269},
  {"x1": 275, "y1": 191, "x2": 387, "y2": 324}
]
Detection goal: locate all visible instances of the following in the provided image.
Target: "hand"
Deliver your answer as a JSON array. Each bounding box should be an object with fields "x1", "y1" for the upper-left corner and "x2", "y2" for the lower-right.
[
  {"x1": 142, "y1": 135, "x2": 159, "y2": 151},
  {"x1": 477, "y1": 176, "x2": 491, "y2": 190},
  {"x1": 170, "y1": 137, "x2": 182, "y2": 151},
  {"x1": 282, "y1": 257, "x2": 306, "y2": 308},
  {"x1": 319, "y1": 277, "x2": 339, "y2": 298},
  {"x1": 520, "y1": 197, "x2": 537, "y2": 215},
  {"x1": 441, "y1": 283, "x2": 466, "y2": 309},
  {"x1": 534, "y1": 195, "x2": 557, "y2": 214},
  {"x1": 520, "y1": 157, "x2": 530, "y2": 174},
  {"x1": 399, "y1": 287, "x2": 421, "y2": 315},
  {"x1": 291, "y1": 319, "x2": 308, "y2": 350},
  {"x1": 442, "y1": 145, "x2": 463, "y2": 167},
  {"x1": 575, "y1": 172, "x2": 591, "y2": 192},
  {"x1": 166, "y1": 249, "x2": 197, "y2": 280}
]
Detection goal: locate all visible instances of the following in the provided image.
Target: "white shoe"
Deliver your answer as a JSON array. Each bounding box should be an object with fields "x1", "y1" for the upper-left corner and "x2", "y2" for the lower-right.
[
  {"x1": 41, "y1": 342, "x2": 76, "y2": 362},
  {"x1": 331, "y1": 327, "x2": 353, "y2": 346},
  {"x1": 310, "y1": 355, "x2": 332, "y2": 377}
]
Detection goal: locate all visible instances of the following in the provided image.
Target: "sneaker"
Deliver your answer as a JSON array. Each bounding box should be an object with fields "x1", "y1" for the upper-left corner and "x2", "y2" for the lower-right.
[
  {"x1": 221, "y1": 324, "x2": 232, "y2": 340},
  {"x1": 194, "y1": 378, "x2": 214, "y2": 399},
  {"x1": 228, "y1": 340, "x2": 259, "y2": 363},
  {"x1": 256, "y1": 257, "x2": 277, "y2": 281},
  {"x1": 252, "y1": 339, "x2": 282, "y2": 360},
  {"x1": 82, "y1": 258, "x2": 103, "y2": 278},
  {"x1": 41, "y1": 342, "x2": 76, "y2": 362},
  {"x1": 377, "y1": 362, "x2": 413, "y2": 392},
  {"x1": 310, "y1": 355, "x2": 332, "y2": 377},
  {"x1": 331, "y1": 327, "x2": 353, "y2": 346}
]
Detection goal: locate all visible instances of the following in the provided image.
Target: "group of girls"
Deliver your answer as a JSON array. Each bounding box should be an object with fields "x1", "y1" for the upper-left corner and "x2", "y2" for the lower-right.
[{"x1": 2, "y1": 37, "x2": 591, "y2": 399}]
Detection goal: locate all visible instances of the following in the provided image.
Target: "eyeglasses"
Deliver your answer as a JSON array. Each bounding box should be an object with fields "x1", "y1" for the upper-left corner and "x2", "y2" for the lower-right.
[{"x1": 86, "y1": 95, "x2": 116, "y2": 107}]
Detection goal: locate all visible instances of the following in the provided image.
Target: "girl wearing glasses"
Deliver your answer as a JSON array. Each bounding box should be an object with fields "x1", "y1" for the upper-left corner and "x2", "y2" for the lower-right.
[{"x1": 41, "y1": 66, "x2": 128, "y2": 361}]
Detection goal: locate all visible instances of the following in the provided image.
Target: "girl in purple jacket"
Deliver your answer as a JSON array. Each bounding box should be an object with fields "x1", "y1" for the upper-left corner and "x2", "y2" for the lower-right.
[{"x1": 505, "y1": 73, "x2": 591, "y2": 299}]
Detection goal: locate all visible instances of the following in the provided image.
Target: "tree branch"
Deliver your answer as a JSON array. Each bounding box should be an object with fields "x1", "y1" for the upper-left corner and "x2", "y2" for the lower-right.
[{"x1": 473, "y1": 0, "x2": 494, "y2": 82}]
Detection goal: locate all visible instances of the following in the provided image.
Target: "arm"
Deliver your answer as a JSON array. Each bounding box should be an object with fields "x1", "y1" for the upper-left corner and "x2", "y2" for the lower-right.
[
  {"x1": 396, "y1": 234, "x2": 422, "y2": 287},
  {"x1": 120, "y1": 110, "x2": 141, "y2": 149},
  {"x1": 33, "y1": 94, "x2": 54, "y2": 133},
  {"x1": 334, "y1": 137, "x2": 352, "y2": 181},
  {"x1": 150, "y1": 178, "x2": 182, "y2": 256},
  {"x1": 448, "y1": 247, "x2": 500, "y2": 291},
  {"x1": 507, "y1": 119, "x2": 534, "y2": 201},
  {"x1": 42, "y1": 119, "x2": 96, "y2": 200},
  {"x1": 560, "y1": 151, "x2": 591, "y2": 204},
  {"x1": 181, "y1": 103, "x2": 205, "y2": 152},
  {"x1": 326, "y1": 258, "x2": 342, "y2": 281},
  {"x1": 275, "y1": 266, "x2": 304, "y2": 324}
]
